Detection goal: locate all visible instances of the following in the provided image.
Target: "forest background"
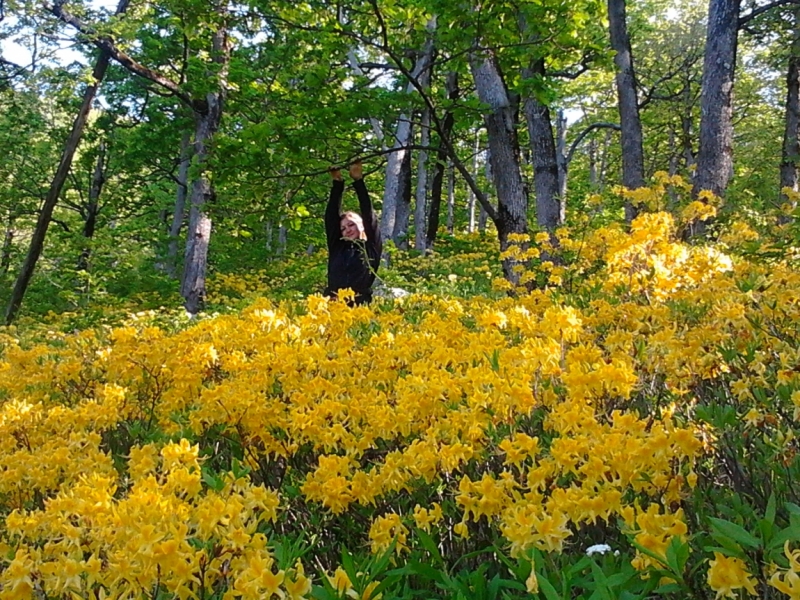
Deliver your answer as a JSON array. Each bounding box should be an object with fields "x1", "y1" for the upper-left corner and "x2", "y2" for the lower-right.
[{"x1": 1, "y1": 0, "x2": 800, "y2": 598}]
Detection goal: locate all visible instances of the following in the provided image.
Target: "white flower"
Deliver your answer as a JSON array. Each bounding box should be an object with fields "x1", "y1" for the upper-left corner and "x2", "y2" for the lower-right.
[{"x1": 585, "y1": 544, "x2": 613, "y2": 556}]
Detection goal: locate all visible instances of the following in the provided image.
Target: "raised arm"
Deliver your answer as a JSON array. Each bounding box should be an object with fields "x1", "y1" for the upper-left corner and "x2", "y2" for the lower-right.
[
  {"x1": 349, "y1": 162, "x2": 380, "y2": 245},
  {"x1": 326, "y1": 169, "x2": 345, "y2": 250}
]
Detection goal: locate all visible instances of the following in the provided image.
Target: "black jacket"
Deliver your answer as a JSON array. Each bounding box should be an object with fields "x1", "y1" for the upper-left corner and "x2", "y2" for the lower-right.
[{"x1": 324, "y1": 179, "x2": 382, "y2": 300}]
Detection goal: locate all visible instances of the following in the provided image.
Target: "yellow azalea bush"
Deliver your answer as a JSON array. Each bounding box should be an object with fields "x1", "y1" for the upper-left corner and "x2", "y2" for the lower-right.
[{"x1": 1, "y1": 184, "x2": 800, "y2": 597}]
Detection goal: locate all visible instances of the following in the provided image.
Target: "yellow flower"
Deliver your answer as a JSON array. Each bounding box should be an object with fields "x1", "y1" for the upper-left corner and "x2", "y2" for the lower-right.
[
  {"x1": 453, "y1": 521, "x2": 470, "y2": 539},
  {"x1": 525, "y1": 568, "x2": 539, "y2": 593},
  {"x1": 770, "y1": 569, "x2": 800, "y2": 599},
  {"x1": 328, "y1": 567, "x2": 354, "y2": 595},
  {"x1": 707, "y1": 552, "x2": 757, "y2": 598}
]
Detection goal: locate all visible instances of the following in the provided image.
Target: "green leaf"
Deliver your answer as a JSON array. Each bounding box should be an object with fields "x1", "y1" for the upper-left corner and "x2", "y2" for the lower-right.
[
  {"x1": 537, "y1": 571, "x2": 563, "y2": 600},
  {"x1": 709, "y1": 517, "x2": 762, "y2": 549},
  {"x1": 664, "y1": 536, "x2": 689, "y2": 581},
  {"x1": 415, "y1": 527, "x2": 445, "y2": 567}
]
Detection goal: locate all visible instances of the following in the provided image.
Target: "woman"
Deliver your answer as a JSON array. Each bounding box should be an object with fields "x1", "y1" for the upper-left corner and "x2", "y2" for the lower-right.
[{"x1": 324, "y1": 160, "x2": 382, "y2": 305}]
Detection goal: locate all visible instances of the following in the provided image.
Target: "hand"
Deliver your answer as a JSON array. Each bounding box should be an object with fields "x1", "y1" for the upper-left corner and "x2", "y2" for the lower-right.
[
  {"x1": 329, "y1": 167, "x2": 343, "y2": 181},
  {"x1": 349, "y1": 160, "x2": 363, "y2": 180}
]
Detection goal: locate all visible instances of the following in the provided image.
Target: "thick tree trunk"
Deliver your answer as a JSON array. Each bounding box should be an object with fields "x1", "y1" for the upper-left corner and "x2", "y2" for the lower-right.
[
  {"x1": 470, "y1": 50, "x2": 528, "y2": 284},
  {"x1": 5, "y1": 48, "x2": 114, "y2": 324},
  {"x1": 181, "y1": 18, "x2": 229, "y2": 314},
  {"x1": 181, "y1": 105, "x2": 220, "y2": 313},
  {"x1": 693, "y1": 0, "x2": 740, "y2": 202},
  {"x1": 77, "y1": 143, "x2": 106, "y2": 273},
  {"x1": 414, "y1": 107, "x2": 431, "y2": 252},
  {"x1": 780, "y1": 6, "x2": 800, "y2": 215},
  {"x1": 166, "y1": 130, "x2": 191, "y2": 279},
  {"x1": 381, "y1": 22, "x2": 436, "y2": 244},
  {"x1": 608, "y1": 0, "x2": 644, "y2": 222},
  {"x1": 427, "y1": 72, "x2": 459, "y2": 248},
  {"x1": 522, "y1": 59, "x2": 561, "y2": 231}
]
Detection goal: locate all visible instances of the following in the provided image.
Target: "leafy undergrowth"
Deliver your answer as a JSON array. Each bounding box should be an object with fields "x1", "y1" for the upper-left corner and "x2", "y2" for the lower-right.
[{"x1": 2, "y1": 194, "x2": 800, "y2": 599}]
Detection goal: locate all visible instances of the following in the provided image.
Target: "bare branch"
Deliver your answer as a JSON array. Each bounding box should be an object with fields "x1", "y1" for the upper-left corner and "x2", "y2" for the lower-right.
[
  {"x1": 566, "y1": 122, "x2": 621, "y2": 166},
  {"x1": 739, "y1": 0, "x2": 800, "y2": 27},
  {"x1": 549, "y1": 52, "x2": 595, "y2": 80}
]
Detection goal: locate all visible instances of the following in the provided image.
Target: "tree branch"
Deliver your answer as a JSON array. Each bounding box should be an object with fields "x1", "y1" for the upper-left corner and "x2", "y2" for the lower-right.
[
  {"x1": 739, "y1": 0, "x2": 800, "y2": 27},
  {"x1": 364, "y1": 0, "x2": 498, "y2": 223},
  {"x1": 43, "y1": 1, "x2": 198, "y2": 110},
  {"x1": 566, "y1": 122, "x2": 621, "y2": 166}
]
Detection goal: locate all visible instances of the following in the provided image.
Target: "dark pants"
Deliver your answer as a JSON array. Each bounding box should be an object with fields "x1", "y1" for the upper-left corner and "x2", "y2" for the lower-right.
[{"x1": 324, "y1": 288, "x2": 373, "y2": 306}]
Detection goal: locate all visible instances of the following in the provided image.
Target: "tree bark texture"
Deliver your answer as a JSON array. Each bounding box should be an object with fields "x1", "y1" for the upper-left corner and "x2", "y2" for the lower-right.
[
  {"x1": 468, "y1": 132, "x2": 480, "y2": 233},
  {"x1": 167, "y1": 130, "x2": 191, "y2": 279},
  {"x1": 522, "y1": 59, "x2": 562, "y2": 231},
  {"x1": 608, "y1": 0, "x2": 644, "y2": 222},
  {"x1": 427, "y1": 72, "x2": 459, "y2": 247},
  {"x1": 1, "y1": 213, "x2": 14, "y2": 277},
  {"x1": 556, "y1": 110, "x2": 568, "y2": 222},
  {"x1": 392, "y1": 151, "x2": 413, "y2": 250},
  {"x1": 414, "y1": 107, "x2": 431, "y2": 252},
  {"x1": 446, "y1": 161, "x2": 455, "y2": 234},
  {"x1": 380, "y1": 24, "x2": 436, "y2": 245},
  {"x1": 781, "y1": 6, "x2": 800, "y2": 207},
  {"x1": 5, "y1": 49, "x2": 113, "y2": 324},
  {"x1": 77, "y1": 142, "x2": 106, "y2": 273},
  {"x1": 181, "y1": 16, "x2": 230, "y2": 314},
  {"x1": 693, "y1": 0, "x2": 740, "y2": 200},
  {"x1": 470, "y1": 50, "x2": 528, "y2": 284}
]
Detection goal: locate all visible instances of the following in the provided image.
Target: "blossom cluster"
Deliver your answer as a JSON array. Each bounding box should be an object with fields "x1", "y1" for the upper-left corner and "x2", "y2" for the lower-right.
[{"x1": 1, "y1": 204, "x2": 799, "y2": 597}]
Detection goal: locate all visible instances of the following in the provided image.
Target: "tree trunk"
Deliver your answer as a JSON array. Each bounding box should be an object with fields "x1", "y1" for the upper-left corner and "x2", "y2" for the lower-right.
[
  {"x1": 446, "y1": 161, "x2": 455, "y2": 234},
  {"x1": 414, "y1": 107, "x2": 431, "y2": 252},
  {"x1": 277, "y1": 221, "x2": 287, "y2": 256},
  {"x1": 479, "y1": 149, "x2": 491, "y2": 232},
  {"x1": 470, "y1": 50, "x2": 528, "y2": 284},
  {"x1": 692, "y1": 0, "x2": 740, "y2": 204},
  {"x1": 608, "y1": 0, "x2": 644, "y2": 222},
  {"x1": 265, "y1": 220, "x2": 273, "y2": 254},
  {"x1": 0, "y1": 212, "x2": 14, "y2": 278},
  {"x1": 167, "y1": 130, "x2": 192, "y2": 279},
  {"x1": 468, "y1": 131, "x2": 480, "y2": 232},
  {"x1": 556, "y1": 110, "x2": 568, "y2": 222},
  {"x1": 381, "y1": 20, "x2": 436, "y2": 244},
  {"x1": 77, "y1": 142, "x2": 106, "y2": 273},
  {"x1": 181, "y1": 15, "x2": 230, "y2": 314},
  {"x1": 427, "y1": 72, "x2": 459, "y2": 247},
  {"x1": 588, "y1": 136, "x2": 598, "y2": 188},
  {"x1": 392, "y1": 151, "x2": 413, "y2": 249},
  {"x1": 522, "y1": 59, "x2": 562, "y2": 231},
  {"x1": 780, "y1": 5, "x2": 800, "y2": 216},
  {"x1": 5, "y1": 47, "x2": 114, "y2": 324}
]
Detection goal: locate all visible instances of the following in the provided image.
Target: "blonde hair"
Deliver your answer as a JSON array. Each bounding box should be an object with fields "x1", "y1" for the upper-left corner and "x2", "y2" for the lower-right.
[{"x1": 340, "y1": 211, "x2": 367, "y2": 240}]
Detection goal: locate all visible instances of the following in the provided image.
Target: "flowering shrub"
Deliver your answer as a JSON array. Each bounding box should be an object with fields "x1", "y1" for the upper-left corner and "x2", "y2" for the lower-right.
[{"x1": 1, "y1": 187, "x2": 800, "y2": 598}]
